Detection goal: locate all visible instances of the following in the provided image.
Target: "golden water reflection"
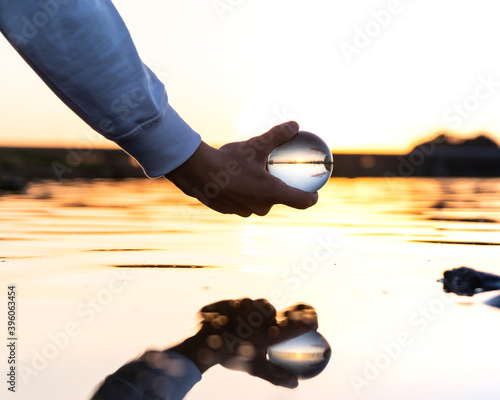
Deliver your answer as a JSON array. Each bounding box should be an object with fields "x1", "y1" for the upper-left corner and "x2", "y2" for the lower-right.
[{"x1": 1, "y1": 177, "x2": 500, "y2": 399}]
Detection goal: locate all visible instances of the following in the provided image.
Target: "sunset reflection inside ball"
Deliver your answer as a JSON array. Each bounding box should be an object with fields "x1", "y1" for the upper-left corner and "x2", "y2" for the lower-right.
[
  {"x1": 267, "y1": 331, "x2": 331, "y2": 379},
  {"x1": 267, "y1": 131, "x2": 333, "y2": 192}
]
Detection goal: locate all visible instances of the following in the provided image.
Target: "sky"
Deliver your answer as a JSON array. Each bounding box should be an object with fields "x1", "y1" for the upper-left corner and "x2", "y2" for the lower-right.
[{"x1": 1, "y1": 0, "x2": 500, "y2": 153}]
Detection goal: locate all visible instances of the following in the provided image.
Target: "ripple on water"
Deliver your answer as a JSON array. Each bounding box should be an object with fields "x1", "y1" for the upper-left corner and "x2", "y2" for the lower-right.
[
  {"x1": 86, "y1": 249, "x2": 161, "y2": 252},
  {"x1": 111, "y1": 264, "x2": 214, "y2": 269},
  {"x1": 427, "y1": 217, "x2": 498, "y2": 223},
  {"x1": 410, "y1": 240, "x2": 500, "y2": 246}
]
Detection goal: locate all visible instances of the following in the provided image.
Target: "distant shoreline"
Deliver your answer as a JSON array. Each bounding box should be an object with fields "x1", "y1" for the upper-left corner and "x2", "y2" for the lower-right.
[{"x1": 1, "y1": 146, "x2": 500, "y2": 188}]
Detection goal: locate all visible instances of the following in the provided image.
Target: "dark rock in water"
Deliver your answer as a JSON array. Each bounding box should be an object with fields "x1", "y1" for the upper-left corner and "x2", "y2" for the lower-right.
[
  {"x1": 485, "y1": 294, "x2": 500, "y2": 309},
  {"x1": 431, "y1": 200, "x2": 448, "y2": 209},
  {"x1": 439, "y1": 266, "x2": 500, "y2": 296},
  {"x1": 0, "y1": 172, "x2": 27, "y2": 193},
  {"x1": 439, "y1": 267, "x2": 484, "y2": 296}
]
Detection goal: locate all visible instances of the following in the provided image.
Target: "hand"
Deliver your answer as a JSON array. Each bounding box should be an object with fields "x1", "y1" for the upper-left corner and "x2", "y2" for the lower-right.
[
  {"x1": 165, "y1": 122, "x2": 318, "y2": 217},
  {"x1": 170, "y1": 298, "x2": 318, "y2": 388}
]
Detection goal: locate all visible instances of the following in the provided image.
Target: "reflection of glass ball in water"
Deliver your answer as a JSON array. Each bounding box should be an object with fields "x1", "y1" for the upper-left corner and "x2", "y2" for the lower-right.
[
  {"x1": 267, "y1": 131, "x2": 333, "y2": 193},
  {"x1": 267, "y1": 331, "x2": 332, "y2": 379}
]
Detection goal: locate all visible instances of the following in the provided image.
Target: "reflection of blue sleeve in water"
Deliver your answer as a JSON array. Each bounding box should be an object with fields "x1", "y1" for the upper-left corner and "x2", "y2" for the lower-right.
[
  {"x1": 91, "y1": 350, "x2": 201, "y2": 400},
  {"x1": 0, "y1": 0, "x2": 201, "y2": 177}
]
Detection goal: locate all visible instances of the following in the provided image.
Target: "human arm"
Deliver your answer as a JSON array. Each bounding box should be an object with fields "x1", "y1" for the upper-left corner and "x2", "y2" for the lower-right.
[
  {"x1": 90, "y1": 350, "x2": 202, "y2": 400},
  {"x1": 91, "y1": 299, "x2": 318, "y2": 399},
  {"x1": 0, "y1": 0, "x2": 200, "y2": 177},
  {"x1": 0, "y1": 2, "x2": 317, "y2": 216}
]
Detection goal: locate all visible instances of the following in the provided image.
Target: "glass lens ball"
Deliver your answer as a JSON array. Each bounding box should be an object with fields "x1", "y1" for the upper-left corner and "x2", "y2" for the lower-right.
[
  {"x1": 267, "y1": 331, "x2": 332, "y2": 379},
  {"x1": 267, "y1": 131, "x2": 333, "y2": 193}
]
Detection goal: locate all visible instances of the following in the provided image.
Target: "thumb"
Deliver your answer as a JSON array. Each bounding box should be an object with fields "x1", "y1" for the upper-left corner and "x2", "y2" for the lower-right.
[{"x1": 248, "y1": 121, "x2": 300, "y2": 159}]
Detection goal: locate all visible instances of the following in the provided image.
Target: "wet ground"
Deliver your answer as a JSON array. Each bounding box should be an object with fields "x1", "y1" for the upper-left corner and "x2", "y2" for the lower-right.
[{"x1": 1, "y1": 177, "x2": 499, "y2": 399}]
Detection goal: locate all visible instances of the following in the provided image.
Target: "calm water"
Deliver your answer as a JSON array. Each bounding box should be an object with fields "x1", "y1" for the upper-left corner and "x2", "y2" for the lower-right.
[{"x1": 1, "y1": 177, "x2": 500, "y2": 399}]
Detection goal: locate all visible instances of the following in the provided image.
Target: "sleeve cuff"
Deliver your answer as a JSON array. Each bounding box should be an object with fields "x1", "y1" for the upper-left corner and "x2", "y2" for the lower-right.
[
  {"x1": 114, "y1": 103, "x2": 202, "y2": 178},
  {"x1": 91, "y1": 350, "x2": 202, "y2": 400}
]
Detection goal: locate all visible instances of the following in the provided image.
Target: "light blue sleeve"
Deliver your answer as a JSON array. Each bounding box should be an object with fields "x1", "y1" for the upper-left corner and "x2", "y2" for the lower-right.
[
  {"x1": 0, "y1": 0, "x2": 201, "y2": 177},
  {"x1": 90, "y1": 350, "x2": 202, "y2": 400}
]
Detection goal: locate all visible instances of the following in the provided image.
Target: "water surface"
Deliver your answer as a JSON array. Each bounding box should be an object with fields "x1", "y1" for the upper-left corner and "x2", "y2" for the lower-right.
[{"x1": 1, "y1": 177, "x2": 500, "y2": 400}]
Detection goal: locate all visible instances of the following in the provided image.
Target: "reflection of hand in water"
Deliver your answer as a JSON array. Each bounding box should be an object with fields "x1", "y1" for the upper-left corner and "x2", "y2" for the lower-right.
[
  {"x1": 173, "y1": 298, "x2": 318, "y2": 388},
  {"x1": 91, "y1": 298, "x2": 318, "y2": 400}
]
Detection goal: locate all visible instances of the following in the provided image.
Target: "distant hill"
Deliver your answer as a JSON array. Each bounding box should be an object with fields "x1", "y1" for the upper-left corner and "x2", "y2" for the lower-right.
[
  {"x1": 406, "y1": 133, "x2": 500, "y2": 177},
  {"x1": 330, "y1": 133, "x2": 500, "y2": 178},
  {"x1": 414, "y1": 133, "x2": 499, "y2": 150}
]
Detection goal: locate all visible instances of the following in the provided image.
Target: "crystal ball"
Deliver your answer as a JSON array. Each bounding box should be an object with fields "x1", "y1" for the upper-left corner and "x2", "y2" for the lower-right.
[
  {"x1": 267, "y1": 131, "x2": 333, "y2": 193},
  {"x1": 267, "y1": 331, "x2": 332, "y2": 379}
]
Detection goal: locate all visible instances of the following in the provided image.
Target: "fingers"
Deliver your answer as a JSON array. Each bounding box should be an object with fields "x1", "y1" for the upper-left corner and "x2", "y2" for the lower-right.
[
  {"x1": 252, "y1": 360, "x2": 299, "y2": 389},
  {"x1": 200, "y1": 298, "x2": 277, "y2": 323},
  {"x1": 203, "y1": 199, "x2": 254, "y2": 218},
  {"x1": 200, "y1": 298, "x2": 252, "y2": 314},
  {"x1": 247, "y1": 121, "x2": 299, "y2": 161},
  {"x1": 191, "y1": 183, "x2": 275, "y2": 217},
  {"x1": 200, "y1": 300, "x2": 317, "y2": 337},
  {"x1": 200, "y1": 298, "x2": 315, "y2": 350},
  {"x1": 280, "y1": 189, "x2": 318, "y2": 210},
  {"x1": 281, "y1": 303, "x2": 318, "y2": 327},
  {"x1": 281, "y1": 303, "x2": 317, "y2": 313},
  {"x1": 267, "y1": 177, "x2": 319, "y2": 209},
  {"x1": 267, "y1": 304, "x2": 318, "y2": 346},
  {"x1": 197, "y1": 299, "x2": 318, "y2": 388}
]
